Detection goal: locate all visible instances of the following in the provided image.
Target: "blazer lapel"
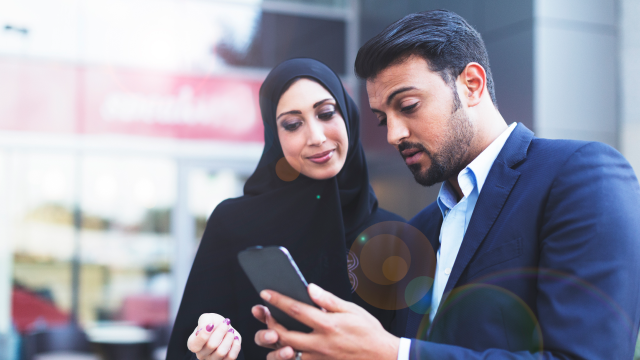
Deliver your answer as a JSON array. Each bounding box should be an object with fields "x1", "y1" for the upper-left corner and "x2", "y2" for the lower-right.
[
  {"x1": 404, "y1": 204, "x2": 442, "y2": 338},
  {"x1": 439, "y1": 123, "x2": 534, "y2": 305}
]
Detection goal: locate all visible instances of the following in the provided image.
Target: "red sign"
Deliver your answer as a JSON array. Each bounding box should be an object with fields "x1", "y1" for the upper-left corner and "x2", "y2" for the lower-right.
[{"x1": 0, "y1": 58, "x2": 265, "y2": 143}]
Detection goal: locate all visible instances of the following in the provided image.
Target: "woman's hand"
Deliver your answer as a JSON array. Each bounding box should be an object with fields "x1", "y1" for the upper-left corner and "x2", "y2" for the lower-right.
[{"x1": 187, "y1": 313, "x2": 242, "y2": 360}]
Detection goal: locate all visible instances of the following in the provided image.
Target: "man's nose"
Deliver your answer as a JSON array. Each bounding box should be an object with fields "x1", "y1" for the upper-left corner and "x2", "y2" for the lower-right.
[
  {"x1": 387, "y1": 117, "x2": 410, "y2": 146},
  {"x1": 307, "y1": 119, "x2": 327, "y2": 146}
]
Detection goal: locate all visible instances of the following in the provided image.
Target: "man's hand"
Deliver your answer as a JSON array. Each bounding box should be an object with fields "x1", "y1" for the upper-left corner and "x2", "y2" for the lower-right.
[{"x1": 253, "y1": 283, "x2": 400, "y2": 360}]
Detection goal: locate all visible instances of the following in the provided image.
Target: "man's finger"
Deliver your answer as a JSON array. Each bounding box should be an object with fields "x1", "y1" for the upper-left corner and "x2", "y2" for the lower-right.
[
  {"x1": 272, "y1": 326, "x2": 322, "y2": 355},
  {"x1": 260, "y1": 290, "x2": 328, "y2": 330},
  {"x1": 264, "y1": 312, "x2": 324, "y2": 355},
  {"x1": 251, "y1": 305, "x2": 269, "y2": 324},
  {"x1": 307, "y1": 283, "x2": 354, "y2": 314},
  {"x1": 266, "y1": 346, "x2": 296, "y2": 360},
  {"x1": 254, "y1": 329, "x2": 279, "y2": 349}
]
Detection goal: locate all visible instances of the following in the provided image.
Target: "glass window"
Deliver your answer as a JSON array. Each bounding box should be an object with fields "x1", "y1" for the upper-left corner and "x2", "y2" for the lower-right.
[
  {"x1": 9, "y1": 152, "x2": 77, "y2": 331},
  {"x1": 188, "y1": 168, "x2": 246, "y2": 241},
  {"x1": 6, "y1": 152, "x2": 178, "y2": 329},
  {"x1": 218, "y1": 12, "x2": 347, "y2": 74},
  {"x1": 78, "y1": 155, "x2": 176, "y2": 325}
]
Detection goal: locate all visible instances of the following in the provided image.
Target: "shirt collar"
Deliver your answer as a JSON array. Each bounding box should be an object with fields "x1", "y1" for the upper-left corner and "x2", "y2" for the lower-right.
[
  {"x1": 436, "y1": 122, "x2": 517, "y2": 215},
  {"x1": 466, "y1": 122, "x2": 517, "y2": 193}
]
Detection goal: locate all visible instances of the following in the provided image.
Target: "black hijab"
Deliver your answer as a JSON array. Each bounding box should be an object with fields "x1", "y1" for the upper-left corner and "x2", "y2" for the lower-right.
[{"x1": 167, "y1": 59, "x2": 396, "y2": 360}]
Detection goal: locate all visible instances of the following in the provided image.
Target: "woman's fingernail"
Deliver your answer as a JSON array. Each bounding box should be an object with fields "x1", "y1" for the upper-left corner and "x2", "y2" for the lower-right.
[
  {"x1": 195, "y1": 327, "x2": 201, "y2": 336},
  {"x1": 260, "y1": 290, "x2": 271, "y2": 301},
  {"x1": 228, "y1": 328, "x2": 234, "y2": 333},
  {"x1": 206, "y1": 323, "x2": 214, "y2": 332},
  {"x1": 234, "y1": 336, "x2": 239, "y2": 341},
  {"x1": 224, "y1": 318, "x2": 231, "y2": 326}
]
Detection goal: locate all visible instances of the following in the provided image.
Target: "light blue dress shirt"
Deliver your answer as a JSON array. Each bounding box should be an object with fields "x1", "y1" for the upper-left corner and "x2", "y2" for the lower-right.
[{"x1": 397, "y1": 123, "x2": 517, "y2": 360}]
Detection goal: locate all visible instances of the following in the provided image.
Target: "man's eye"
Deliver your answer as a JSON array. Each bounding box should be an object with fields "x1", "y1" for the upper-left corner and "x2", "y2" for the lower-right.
[
  {"x1": 401, "y1": 103, "x2": 418, "y2": 112},
  {"x1": 318, "y1": 111, "x2": 335, "y2": 120},
  {"x1": 378, "y1": 118, "x2": 387, "y2": 127}
]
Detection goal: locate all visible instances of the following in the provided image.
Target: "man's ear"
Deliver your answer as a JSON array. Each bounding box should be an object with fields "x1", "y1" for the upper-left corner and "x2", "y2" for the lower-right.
[{"x1": 458, "y1": 62, "x2": 486, "y2": 107}]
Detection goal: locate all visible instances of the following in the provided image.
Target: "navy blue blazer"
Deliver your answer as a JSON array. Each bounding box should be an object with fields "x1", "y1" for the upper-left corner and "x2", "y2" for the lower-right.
[{"x1": 397, "y1": 123, "x2": 640, "y2": 359}]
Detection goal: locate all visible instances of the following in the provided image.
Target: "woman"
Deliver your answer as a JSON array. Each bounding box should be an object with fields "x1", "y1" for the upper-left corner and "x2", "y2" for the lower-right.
[{"x1": 166, "y1": 58, "x2": 405, "y2": 360}]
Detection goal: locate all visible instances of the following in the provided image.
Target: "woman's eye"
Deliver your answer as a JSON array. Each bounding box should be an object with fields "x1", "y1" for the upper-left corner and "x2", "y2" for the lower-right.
[
  {"x1": 401, "y1": 102, "x2": 418, "y2": 113},
  {"x1": 378, "y1": 118, "x2": 387, "y2": 127},
  {"x1": 318, "y1": 111, "x2": 335, "y2": 120},
  {"x1": 283, "y1": 122, "x2": 302, "y2": 131}
]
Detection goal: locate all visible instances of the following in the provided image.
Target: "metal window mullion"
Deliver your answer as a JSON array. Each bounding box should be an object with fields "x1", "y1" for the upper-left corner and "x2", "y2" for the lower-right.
[{"x1": 261, "y1": 1, "x2": 350, "y2": 21}]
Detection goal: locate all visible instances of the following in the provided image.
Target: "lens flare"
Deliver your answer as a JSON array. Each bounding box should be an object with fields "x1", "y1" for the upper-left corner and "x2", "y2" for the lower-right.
[
  {"x1": 275, "y1": 157, "x2": 299, "y2": 181},
  {"x1": 349, "y1": 221, "x2": 436, "y2": 310},
  {"x1": 418, "y1": 283, "x2": 543, "y2": 353},
  {"x1": 382, "y1": 256, "x2": 408, "y2": 282},
  {"x1": 405, "y1": 276, "x2": 433, "y2": 314}
]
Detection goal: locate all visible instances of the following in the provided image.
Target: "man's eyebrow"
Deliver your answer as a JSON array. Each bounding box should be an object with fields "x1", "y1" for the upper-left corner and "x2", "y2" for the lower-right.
[
  {"x1": 387, "y1": 86, "x2": 417, "y2": 105},
  {"x1": 313, "y1": 98, "x2": 333, "y2": 108},
  {"x1": 276, "y1": 110, "x2": 302, "y2": 121}
]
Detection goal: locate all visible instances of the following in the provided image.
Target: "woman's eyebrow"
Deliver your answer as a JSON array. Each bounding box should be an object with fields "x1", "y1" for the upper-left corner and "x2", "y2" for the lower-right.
[
  {"x1": 276, "y1": 110, "x2": 302, "y2": 121},
  {"x1": 313, "y1": 98, "x2": 333, "y2": 108}
]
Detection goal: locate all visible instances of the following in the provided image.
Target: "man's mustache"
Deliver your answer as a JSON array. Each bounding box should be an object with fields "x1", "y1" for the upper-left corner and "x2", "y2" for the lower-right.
[{"x1": 398, "y1": 141, "x2": 430, "y2": 159}]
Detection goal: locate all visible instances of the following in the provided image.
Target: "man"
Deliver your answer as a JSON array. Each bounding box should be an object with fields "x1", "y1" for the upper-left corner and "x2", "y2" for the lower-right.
[{"x1": 252, "y1": 9, "x2": 640, "y2": 359}]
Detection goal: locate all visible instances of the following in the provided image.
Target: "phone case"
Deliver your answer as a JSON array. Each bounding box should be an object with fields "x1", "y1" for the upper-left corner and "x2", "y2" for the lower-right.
[{"x1": 237, "y1": 246, "x2": 318, "y2": 333}]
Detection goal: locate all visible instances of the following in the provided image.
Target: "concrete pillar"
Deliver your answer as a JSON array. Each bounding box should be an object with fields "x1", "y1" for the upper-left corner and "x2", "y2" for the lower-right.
[
  {"x1": 533, "y1": 0, "x2": 619, "y2": 148},
  {"x1": 620, "y1": 0, "x2": 640, "y2": 174}
]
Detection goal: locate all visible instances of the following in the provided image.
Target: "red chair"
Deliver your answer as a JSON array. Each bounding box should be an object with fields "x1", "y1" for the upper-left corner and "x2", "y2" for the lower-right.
[{"x1": 118, "y1": 295, "x2": 169, "y2": 328}]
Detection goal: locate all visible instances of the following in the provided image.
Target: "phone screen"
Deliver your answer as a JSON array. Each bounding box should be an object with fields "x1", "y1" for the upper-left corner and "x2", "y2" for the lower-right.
[{"x1": 237, "y1": 246, "x2": 319, "y2": 333}]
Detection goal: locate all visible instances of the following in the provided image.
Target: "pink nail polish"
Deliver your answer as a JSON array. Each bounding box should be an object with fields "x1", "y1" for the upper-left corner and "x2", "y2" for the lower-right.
[
  {"x1": 195, "y1": 327, "x2": 201, "y2": 336},
  {"x1": 234, "y1": 336, "x2": 239, "y2": 341},
  {"x1": 228, "y1": 328, "x2": 234, "y2": 333},
  {"x1": 224, "y1": 318, "x2": 231, "y2": 325},
  {"x1": 206, "y1": 323, "x2": 214, "y2": 332}
]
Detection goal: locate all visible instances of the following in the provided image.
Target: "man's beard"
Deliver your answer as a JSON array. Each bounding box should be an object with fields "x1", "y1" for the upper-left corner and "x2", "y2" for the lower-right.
[{"x1": 399, "y1": 107, "x2": 474, "y2": 187}]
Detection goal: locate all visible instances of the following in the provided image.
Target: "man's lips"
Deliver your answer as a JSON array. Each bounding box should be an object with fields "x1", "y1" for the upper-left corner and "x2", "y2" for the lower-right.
[
  {"x1": 401, "y1": 148, "x2": 423, "y2": 166},
  {"x1": 307, "y1": 149, "x2": 335, "y2": 164}
]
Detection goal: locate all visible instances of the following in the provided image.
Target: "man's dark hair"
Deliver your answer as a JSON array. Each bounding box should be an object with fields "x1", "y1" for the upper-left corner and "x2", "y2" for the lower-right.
[{"x1": 355, "y1": 9, "x2": 497, "y2": 107}]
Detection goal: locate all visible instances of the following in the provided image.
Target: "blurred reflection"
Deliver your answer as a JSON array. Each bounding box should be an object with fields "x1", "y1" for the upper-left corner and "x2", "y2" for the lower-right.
[
  {"x1": 188, "y1": 168, "x2": 245, "y2": 241},
  {"x1": 9, "y1": 153, "x2": 76, "y2": 333},
  {"x1": 8, "y1": 153, "x2": 176, "y2": 327},
  {"x1": 1, "y1": 0, "x2": 352, "y2": 358}
]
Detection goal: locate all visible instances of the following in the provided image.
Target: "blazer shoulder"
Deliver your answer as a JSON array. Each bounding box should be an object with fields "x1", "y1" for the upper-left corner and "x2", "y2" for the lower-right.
[
  {"x1": 529, "y1": 138, "x2": 631, "y2": 170},
  {"x1": 519, "y1": 138, "x2": 627, "y2": 175},
  {"x1": 528, "y1": 137, "x2": 589, "y2": 156},
  {"x1": 528, "y1": 137, "x2": 624, "y2": 158}
]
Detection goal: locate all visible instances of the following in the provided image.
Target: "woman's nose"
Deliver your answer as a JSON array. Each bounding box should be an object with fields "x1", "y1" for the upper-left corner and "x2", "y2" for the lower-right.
[{"x1": 307, "y1": 119, "x2": 327, "y2": 146}]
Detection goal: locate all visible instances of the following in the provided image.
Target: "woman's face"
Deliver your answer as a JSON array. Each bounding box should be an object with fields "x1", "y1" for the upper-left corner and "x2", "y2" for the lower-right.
[{"x1": 276, "y1": 78, "x2": 349, "y2": 180}]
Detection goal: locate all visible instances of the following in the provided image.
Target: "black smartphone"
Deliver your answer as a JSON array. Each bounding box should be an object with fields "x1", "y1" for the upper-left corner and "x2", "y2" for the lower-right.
[{"x1": 237, "y1": 246, "x2": 319, "y2": 333}]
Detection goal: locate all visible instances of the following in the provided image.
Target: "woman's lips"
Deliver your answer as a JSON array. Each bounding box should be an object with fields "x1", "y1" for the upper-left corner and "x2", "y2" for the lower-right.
[
  {"x1": 402, "y1": 149, "x2": 423, "y2": 166},
  {"x1": 307, "y1": 149, "x2": 335, "y2": 164}
]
